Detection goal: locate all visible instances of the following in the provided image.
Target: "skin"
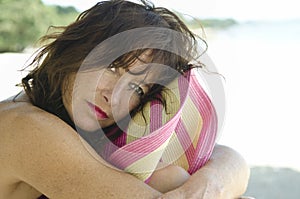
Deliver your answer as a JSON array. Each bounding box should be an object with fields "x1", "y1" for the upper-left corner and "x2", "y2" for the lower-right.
[
  {"x1": 0, "y1": 94, "x2": 161, "y2": 199},
  {"x1": 0, "y1": 55, "x2": 250, "y2": 198},
  {"x1": 62, "y1": 58, "x2": 154, "y2": 131},
  {"x1": 155, "y1": 145, "x2": 251, "y2": 199},
  {"x1": 0, "y1": 96, "x2": 250, "y2": 198},
  {"x1": 148, "y1": 163, "x2": 191, "y2": 193}
]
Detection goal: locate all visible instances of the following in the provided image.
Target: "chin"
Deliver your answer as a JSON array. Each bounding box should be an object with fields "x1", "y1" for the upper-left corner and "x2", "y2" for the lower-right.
[
  {"x1": 74, "y1": 118, "x2": 100, "y2": 132},
  {"x1": 76, "y1": 118, "x2": 115, "y2": 132}
]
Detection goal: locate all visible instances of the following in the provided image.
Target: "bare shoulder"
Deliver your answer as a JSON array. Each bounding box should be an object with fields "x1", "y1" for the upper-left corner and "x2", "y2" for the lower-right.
[
  {"x1": 0, "y1": 99, "x2": 69, "y2": 154},
  {"x1": 0, "y1": 100, "x2": 159, "y2": 198},
  {"x1": 0, "y1": 102, "x2": 78, "y2": 187},
  {"x1": 0, "y1": 100, "x2": 76, "y2": 158},
  {"x1": 0, "y1": 100, "x2": 81, "y2": 196},
  {"x1": 0, "y1": 100, "x2": 100, "y2": 194}
]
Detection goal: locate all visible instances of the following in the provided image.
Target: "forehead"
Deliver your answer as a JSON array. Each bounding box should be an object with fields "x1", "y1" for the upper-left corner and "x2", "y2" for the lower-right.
[
  {"x1": 124, "y1": 51, "x2": 178, "y2": 86},
  {"x1": 127, "y1": 61, "x2": 168, "y2": 83},
  {"x1": 77, "y1": 50, "x2": 175, "y2": 85},
  {"x1": 118, "y1": 51, "x2": 158, "y2": 79}
]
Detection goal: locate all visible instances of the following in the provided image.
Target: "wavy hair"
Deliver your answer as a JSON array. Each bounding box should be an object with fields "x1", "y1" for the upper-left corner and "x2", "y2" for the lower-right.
[{"x1": 21, "y1": 0, "x2": 203, "y2": 126}]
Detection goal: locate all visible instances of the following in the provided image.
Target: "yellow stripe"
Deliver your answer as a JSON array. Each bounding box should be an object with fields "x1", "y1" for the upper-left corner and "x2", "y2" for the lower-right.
[
  {"x1": 126, "y1": 77, "x2": 181, "y2": 143},
  {"x1": 124, "y1": 135, "x2": 172, "y2": 181},
  {"x1": 123, "y1": 77, "x2": 204, "y2": 180},
  {"x1": 161, "y1": 133, "x2": 189, "y2": 170},
  {"x1": 181, "y1": 96, "x2": 203, "y2": 148},
  {"x1": 161, "y1": 80, "x2": 181, "y2": 125},
  {"x1": 126, "y1": 103, "x2": 151, "y2": 143}
]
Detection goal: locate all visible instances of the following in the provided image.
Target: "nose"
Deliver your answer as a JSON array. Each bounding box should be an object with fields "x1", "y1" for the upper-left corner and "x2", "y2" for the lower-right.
[
  {"x1": 97, "y1": 74, "x2": 116, "y2": 105},
  {"x1": 101, "y1": 89, "x2": 112, "y2": 104},
  {"x1": 98, "y1": 83, "x2": 121, "y2": 107}
]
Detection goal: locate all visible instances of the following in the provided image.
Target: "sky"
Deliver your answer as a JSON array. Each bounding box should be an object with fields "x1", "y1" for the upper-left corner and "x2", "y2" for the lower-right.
[{"x1": 42, "y1": 0, "x2": 300, "y2": 22}]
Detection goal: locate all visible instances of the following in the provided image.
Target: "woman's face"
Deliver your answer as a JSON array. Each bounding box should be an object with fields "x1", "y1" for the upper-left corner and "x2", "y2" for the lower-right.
[{"x1": 62, "y1": 56, "x2": 158, "y2": 131}]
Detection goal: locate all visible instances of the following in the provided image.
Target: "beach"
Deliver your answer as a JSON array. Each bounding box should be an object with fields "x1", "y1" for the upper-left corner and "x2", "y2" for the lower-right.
[
  {"x1": 0, "y1": 52, "x2": 32, "y2": 100},
  {"x1": 1, "y1": 20, "x2": 300, "y2": 198}
]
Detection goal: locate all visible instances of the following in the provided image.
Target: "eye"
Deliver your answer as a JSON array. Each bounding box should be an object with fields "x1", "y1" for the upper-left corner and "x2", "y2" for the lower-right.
[
  {"x1": 107, "y1": 63, "x2": 122, "y2": 74},
  {"x1": 107, "y1": 66, "x2": 117, "y2": 73},
  {"x1": 128, "y1": 82, "x2": 145, "y2": 97},
  {"x1": 110, "y1": 67, "x2": 116, "y2": 72}
]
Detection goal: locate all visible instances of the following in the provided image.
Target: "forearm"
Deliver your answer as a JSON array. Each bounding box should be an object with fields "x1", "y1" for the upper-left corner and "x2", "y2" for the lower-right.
[
  {"x1": 148, "y1": 164, "x2": 190, "y2": 193},
  {"x1": 183, "y1": 144, "x2": 250, "y2": 198},
  {"x1": 158, "y1": 144, "x2": 250, "y2": 199}
]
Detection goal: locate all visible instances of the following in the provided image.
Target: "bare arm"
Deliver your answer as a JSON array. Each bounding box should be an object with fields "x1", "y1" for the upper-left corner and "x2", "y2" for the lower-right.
[
  {"x1": 7, "y1": 109, "x2": 162, "y2": 199},
  {"x1": 159, "y1": 144, "x2": 250, "y2": 199}
]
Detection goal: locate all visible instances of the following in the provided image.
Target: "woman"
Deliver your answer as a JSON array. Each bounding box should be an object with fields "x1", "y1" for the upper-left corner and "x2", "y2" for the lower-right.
[{"x1": 0, "y1": 0, "x2": 250, "y2": 198}]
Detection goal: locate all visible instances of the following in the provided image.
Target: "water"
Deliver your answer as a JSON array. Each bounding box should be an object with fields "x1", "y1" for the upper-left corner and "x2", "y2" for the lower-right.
[{"x1": 205, "y1": 20, "x2": 300, "y2": 170}]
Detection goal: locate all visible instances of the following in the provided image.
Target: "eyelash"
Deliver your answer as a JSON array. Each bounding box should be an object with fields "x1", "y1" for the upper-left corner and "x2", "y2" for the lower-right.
[
  {"x1": 107, "y1": 66, "x2": 118, "y2": 74},
  {"x1": 108, "y1": 66, "x2": 145, "y2": 97},
  {"x1": 128, "y1": 82, "x2": 144, "y2": 97}
]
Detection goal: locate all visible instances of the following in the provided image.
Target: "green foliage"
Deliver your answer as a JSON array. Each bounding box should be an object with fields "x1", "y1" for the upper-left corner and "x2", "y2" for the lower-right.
[
  {"x1": 195, "y1": 18, "x2": 237, "y2": 29},
  {"x1": 0, "y1": 1, "x2": 237, "y2": 52},
  {"x1": 0, "y1": 0, "x2": 79, "y2": 52},
  {"x1": 174, "y1": 10, "x2": 237, "y2": 30}
]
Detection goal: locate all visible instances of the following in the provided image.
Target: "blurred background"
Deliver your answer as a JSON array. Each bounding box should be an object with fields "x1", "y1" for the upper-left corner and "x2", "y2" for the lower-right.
[{"x1": 1, "y1": 0, "x2": 299, "y2": 198}]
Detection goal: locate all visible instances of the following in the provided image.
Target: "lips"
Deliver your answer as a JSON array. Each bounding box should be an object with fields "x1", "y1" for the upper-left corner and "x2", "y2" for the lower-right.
[{"x1": 87, "y1": 102, "x2": 109, "y2": 120}]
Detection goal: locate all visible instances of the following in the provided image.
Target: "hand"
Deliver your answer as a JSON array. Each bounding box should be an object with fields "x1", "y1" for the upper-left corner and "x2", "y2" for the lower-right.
[
  {"x1": 157, "y1": 145, "x2": 251, "y2": 199},
  {"x1": 156, "y1": 170, "x2": 226, "y2": 199},
  {"x1": 156, "y1": 188, "x2": 184, "y2": 199},
  {"x1": 148, "y1": 164, "x2": 190, "y2": 193},
  {"x1": 157, "y1": 190, "x2": 256, "y2": 199}
]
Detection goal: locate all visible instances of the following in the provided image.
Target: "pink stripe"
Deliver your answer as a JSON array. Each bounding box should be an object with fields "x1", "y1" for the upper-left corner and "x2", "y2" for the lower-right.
[
  {"x1": 109, "y1": 113, "x2": 180, "y2": 169},
  {"x1": 176, "y1": 71, "x2": 217, "y2": 173},
  {"x1": 101, "y1": 132, "x2": 127, "y2": 160},
  {"x1": 108, "y1": 76, "x2": 190, "y2": 169},
  {"x1": 174, "y1": 119, "x2": 195, "y2": 167},
  {"x1": 186, "y1": 72, "x2": 218, "y2": 174},
  {"x1": 150, "y1": 100, "x2": 163, "y2": 132},
  {"x1": 114, "y1": 131, "x2": 127, "y2": 147},
  {"x1": 107, "y1": 70, "x2": 218, "y2": 174},
  {"x1": 178, "y1": 72, "x2": 191, "y2": 106}
]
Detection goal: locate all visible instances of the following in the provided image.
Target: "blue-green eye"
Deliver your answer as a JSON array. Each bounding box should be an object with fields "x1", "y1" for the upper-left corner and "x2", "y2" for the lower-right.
[{"x1": 128, "y1": 82, "x2": 144, "y2": 97}]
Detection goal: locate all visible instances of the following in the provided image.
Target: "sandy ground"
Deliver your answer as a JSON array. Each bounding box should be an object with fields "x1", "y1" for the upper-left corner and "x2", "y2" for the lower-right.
[
  {"x1": 245, "y1": 166, "x2": 300, "y2": 199},
  {"x1": 0, "y1": 52, "x2": 31, "y2": 100}
]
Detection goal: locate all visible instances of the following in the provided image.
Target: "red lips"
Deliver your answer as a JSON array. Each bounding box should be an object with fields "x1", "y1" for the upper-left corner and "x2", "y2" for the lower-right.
[{"x1": 87, "y1": 102, "x2": 109, "y2": 120}]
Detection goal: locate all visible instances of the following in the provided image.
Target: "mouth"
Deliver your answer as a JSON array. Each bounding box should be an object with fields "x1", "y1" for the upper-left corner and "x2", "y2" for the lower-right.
[{"x1": 87, "y1": 101, "x2": 109, "y2": 120}]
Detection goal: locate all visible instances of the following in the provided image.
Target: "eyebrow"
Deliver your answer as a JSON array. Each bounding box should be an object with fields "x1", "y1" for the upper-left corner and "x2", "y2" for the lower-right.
[
  {"x1": 140, "y1": 80, "x2": 152, "y2": 89},
  {"x1": 131, "y1": 69, "x2": 153, "y2": 90},
  {"x1": 127, "y1": 65, "x2": 150, "y2": 76}
]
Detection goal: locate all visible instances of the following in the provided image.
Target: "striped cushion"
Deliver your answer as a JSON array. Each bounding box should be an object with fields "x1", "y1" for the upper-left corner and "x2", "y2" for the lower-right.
[{"x1": 104, "y1": 69, "x2": 218, "y2": 181}]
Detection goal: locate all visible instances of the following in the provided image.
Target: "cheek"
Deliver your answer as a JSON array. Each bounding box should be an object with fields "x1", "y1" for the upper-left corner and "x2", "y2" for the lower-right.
[
  {"x1": 111, "y1": 92, "x2": 140, "y2": 119},
  {"x1": 128, "y1": 96, "x2": 140, "y2": 112}
]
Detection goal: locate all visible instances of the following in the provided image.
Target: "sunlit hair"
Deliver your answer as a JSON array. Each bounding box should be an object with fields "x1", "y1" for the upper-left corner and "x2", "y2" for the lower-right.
[{"x1": 21, "y1": 0, "x2": 204, "y2": 125}]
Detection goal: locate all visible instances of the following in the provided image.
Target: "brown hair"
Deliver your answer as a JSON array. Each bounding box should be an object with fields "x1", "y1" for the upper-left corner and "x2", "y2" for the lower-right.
[{"x1": 21, "y1": 0, "x2": 202, "y2": 123}]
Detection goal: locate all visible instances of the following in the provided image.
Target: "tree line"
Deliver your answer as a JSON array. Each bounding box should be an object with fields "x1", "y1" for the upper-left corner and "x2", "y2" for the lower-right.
[
  {"x1": 0, "y1": 0, "x2": 79, "y2": 52},
  {"x1": 0, "y1": 0, "x2": 237, "y2": 53}
]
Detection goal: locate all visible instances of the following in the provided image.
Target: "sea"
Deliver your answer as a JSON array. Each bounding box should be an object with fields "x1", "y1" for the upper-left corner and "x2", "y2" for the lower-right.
[{"x1": 204, "y1": 19, "x2": 300, "y2": 171}]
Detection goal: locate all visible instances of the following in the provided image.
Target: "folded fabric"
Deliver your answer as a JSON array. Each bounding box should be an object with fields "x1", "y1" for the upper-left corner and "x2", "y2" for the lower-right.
[{"x1": 102, "y1": 69, "x2": 218, "y2": 181}]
